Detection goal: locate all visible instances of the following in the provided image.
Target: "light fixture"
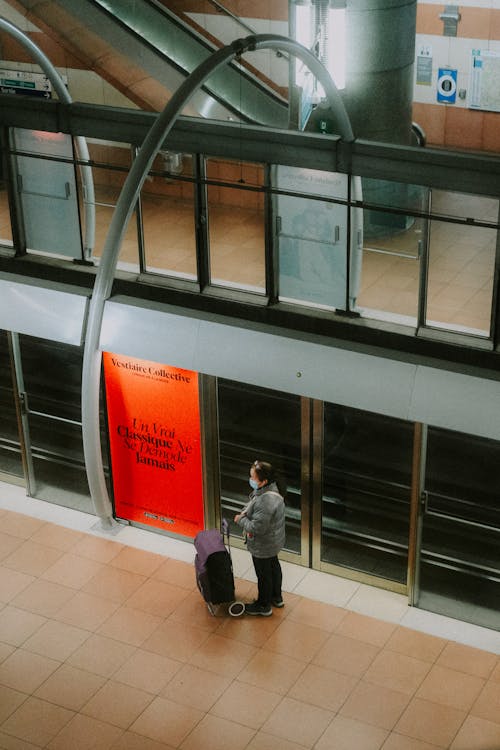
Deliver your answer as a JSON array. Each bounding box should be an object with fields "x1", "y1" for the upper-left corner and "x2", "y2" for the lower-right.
[
  {"x1": 326, "y1": 0, "x2": 346, "y2": 90},
  {"x1": 291, "y1": 0, "x2": 313, "y2": 89}
]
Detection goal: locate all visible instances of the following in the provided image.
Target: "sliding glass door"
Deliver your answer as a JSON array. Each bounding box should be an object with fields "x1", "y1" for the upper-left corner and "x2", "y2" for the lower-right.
[
  {"x1": 217, "y1": 379, "x2": 305, "y2": 562},
  {"x1": 416, "y1": 426, "x2": 500, "y2": 631},
  {"x1": 314, "y1": 401, "x2": 415, "y2": 592}
]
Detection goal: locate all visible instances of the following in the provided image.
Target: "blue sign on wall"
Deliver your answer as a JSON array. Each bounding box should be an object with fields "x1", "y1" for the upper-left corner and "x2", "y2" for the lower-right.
[{"x1": 437, "y1": 68, "x2": 457, "y2": 103}]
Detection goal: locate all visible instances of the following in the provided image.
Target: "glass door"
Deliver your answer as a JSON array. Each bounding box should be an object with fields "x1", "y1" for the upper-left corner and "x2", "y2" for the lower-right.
[
  {"x1": 16, "y1": 335, "x2": 94, "y2": 514},
  {"x1": 0, "y1": 332, "x2": 25, "y2": 485},
  {"x1": 415, "y1": 426, "x2": 500, "y2": 631},
  {"x1": 314, "y1": 401, "x2": 415, "y2": 592},
  {"x1": 217, "y1": 379, "x2": 306, "y2": 564}
]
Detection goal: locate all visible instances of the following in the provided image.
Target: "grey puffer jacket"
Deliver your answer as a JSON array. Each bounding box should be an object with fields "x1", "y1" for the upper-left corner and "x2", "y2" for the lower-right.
[{"x1": 237, "y1": 481, "x2": 285, "y2": 558}]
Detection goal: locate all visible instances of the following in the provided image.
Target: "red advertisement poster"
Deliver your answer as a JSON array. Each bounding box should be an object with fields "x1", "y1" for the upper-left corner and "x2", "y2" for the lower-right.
[{"x1": 103, "y1": 352, "x2": 204, "y2": 538}]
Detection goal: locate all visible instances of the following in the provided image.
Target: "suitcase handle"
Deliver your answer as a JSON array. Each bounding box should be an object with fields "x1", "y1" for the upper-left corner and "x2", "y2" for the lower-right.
[{"x1": 221, "y1": 517, "x2": 231, "y2": 553}]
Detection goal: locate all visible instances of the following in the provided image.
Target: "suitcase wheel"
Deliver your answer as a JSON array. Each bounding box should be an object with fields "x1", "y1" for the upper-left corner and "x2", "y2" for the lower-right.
[{"x1": 228, "y1": 600, "x2": 245, "y2": 617}]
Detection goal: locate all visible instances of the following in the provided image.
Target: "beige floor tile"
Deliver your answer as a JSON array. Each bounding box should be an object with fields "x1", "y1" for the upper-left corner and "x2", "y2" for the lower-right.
[
  {"x1": 261, "y1": 695, "x2": 334, "y2": 747},
  {"x1": 109, "y1": 547, "x2": 165, "y2": 577},
  {"x1": 167, "y1": 591, "x2": 225, "y2": 632},
  {"x1": 449, "y1": 715, "x2": 500, "y2": 750},
  {"x1": 384, "y1": 627, "x2": 446, "y2": 664},
  {"x1": 262, "y1": 619, "x2": 330, "y2": 663},
  {"x1": 0, "y1": 648, "x2": 59, "y2": 693},
  {"x1": 142, "y1": 618, "x2": 210, "y2": 662},
  {"x1": 0, "y1": 532, "x2": 24, "y2": 562},
  {"x1": 339, "y1": 679, "x2": 410, "y2": 730},
  {"x1": 2, "y1": 540, "x2": 63, "y2": 577},
  {"x1": 129, "y1": 696, "x2": 203, "y2": 746},
  {"x1": 364, "y1": 649, "x2": 431, "y2": 695},
  {"x1": 490, "y1": 660, "x2": 500, "y2": 682},
  {"x1": 470, "y1": 680, "x2": 500, "y2": 725},
  {"x1": 41, "y1": 553, "x2": 104, "y2": 589},
  {"x1": 125, "y1": 579, "x2": 189, "y2": 617},
  {"x1": 288, "y1": 663, "x2": 357, "y2": 712},
  {"x1": 81, "y1": 679, "x2": 154, "y2": 729},
  {"x1": 312, "y1": 633, "x2": 380, "y2": 677},
  {"x1": 97, "y1": 606, "x2": 163, "y2": 647},
  {"x1": 46, "y1": 712, "x2": 123, "y2": 750},
  {"x1": 72, "y1": 534, "x2": 124, "y2": 564},
  {"x1": 30, "y1": 523, "x2": 85, "y2": 551},
  {"x1": 0, "y1": 605, "x2": 47, "y2": 647},
  {"x1": 0, "y1": 684, "x2": 27, "y2": 724},
  {"x1": 246, "y1": 732, "x2": 309, "y2": 750},
  {"x1": 35, "y1": 663, "x2": 106, "y2": 711},
  {"x1": 416, "y1": 664, "x2": 485, "y2": 711},
  {"x1": 382, "y1": 732, "x2": 443, "y2": 749},
  {"x1": 335, "y1": 612, "x2": 396, "y2": 648},
  {"x1": 189, "y1": 633, "x2": 258, "y2": 679},
  {"x1": 216, "y1": 610, "x2": 281, "y2": 648},
  {"x1": 113, "y1": 649, "x2": 181, "y2": 694},
  {"x1": 110, "y1": 731, "x2": 176, "y2": 749},
  {"x1": 395, "y1": 697, "x2": 467, "y2": 747},
  {"x1": 210, "y1": 679, "x2": 281, "y2": 729},
  {"x1": 180, "y1": 713, "x2": 255, "y2": 750},
  {"x1": 238, "y1": 650, "x2": 307, "y2": 696},
  {"x1": 315, "y1": 715, "x2": 388, "y2": 750},
  {"x1": 436, "y1": 641, "x2": 499, "y2": 679},
  {"x1": 152, "y1": 558, "x2": 197, "y2": 590},
  {"x1": 5, "y1": 730, "x2": 44, "y2": 750},
  {"x1": 23, "y1": 619, "x2": 90, "y2": 661},
  {"x1": 67, "y1": 634, "x2": 136, "y2": 678},
  {"x1": 286, "y1": 598, "x2": 347, "y2": 632},
  {"x1": 0, "y1": 512, "x2": 45, "y2": 540},
  {"x1": 54, "y1": 590, "x2": 119, "y2": 630},
  {"x1": 0, "y1": 566, "x2": 34, "y2": 605},
  {"x1": 0, "y1": 642, "x2": 15, "y2": 664},
  {"x1": 0, "y1": 696, "x2": 73, "y2": 746},
  {"x1": 160, "y1": 663, "x2": 231, "y2": 712},
  {"x1": 83, "y1": 566, "x2": 147, "y2": 603},
  {"x1": 12, "y1": 578, "x2": 76, "y2": 617}
]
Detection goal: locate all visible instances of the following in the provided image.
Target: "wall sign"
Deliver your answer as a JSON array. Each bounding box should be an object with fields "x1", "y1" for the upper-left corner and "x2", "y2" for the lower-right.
[
  {"x1": 469, "y1": 50, "x2": 500, "y2": 113},
  {"x1": 437, "y1": 68, "x2": 457, "y2": 103},
  {"x1": 103, "y1": 352, "x2": 204, "y2": 538}
]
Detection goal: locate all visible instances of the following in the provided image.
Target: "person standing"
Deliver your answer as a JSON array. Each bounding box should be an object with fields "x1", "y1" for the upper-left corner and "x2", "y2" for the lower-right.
[{"x1": 234, "y1": 460, "x2": 285, "y2": 616}]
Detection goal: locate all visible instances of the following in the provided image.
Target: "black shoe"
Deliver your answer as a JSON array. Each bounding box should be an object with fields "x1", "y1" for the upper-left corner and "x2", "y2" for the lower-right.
[
  {"x1": 245, "y1": 602, "x2": 273, "y2": 617},
  {"x1": 272, "y1": 598, "x2": 285, "y2": 608}
]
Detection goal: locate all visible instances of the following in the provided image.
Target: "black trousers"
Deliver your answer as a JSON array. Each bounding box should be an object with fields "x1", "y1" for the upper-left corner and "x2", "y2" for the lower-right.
[{"x1": 252, "y1": 555, "x2": 282, "y2": 607}]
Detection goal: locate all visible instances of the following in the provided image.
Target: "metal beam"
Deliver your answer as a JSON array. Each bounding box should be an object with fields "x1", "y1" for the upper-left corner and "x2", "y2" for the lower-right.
[{"x1": 1, "y1": 95, "x2": 499, "y2": 197}]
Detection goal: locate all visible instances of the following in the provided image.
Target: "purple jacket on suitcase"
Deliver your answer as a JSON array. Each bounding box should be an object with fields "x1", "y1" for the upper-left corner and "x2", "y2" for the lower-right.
[{"x1": 194, "y1": 528, "x2": 235, "y2": 605}]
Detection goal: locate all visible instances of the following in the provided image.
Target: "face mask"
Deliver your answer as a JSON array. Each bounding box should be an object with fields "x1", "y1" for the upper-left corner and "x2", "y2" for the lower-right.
[{"x1": 249, "y1": 478, "x2": 259, "y2": 490}]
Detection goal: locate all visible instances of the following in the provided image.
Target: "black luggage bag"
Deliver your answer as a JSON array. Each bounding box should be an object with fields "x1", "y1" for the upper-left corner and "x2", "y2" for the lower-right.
[{"x1": 194, "y1": 519, "x2": 244, "y2": 616}]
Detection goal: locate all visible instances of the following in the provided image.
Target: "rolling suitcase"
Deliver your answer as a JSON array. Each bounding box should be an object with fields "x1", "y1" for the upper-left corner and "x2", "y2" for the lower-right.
[{"x1": 194, "y1": 519, "x2": 244, "y2": 616}]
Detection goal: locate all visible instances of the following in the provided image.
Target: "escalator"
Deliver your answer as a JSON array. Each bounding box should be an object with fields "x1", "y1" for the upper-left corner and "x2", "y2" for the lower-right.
[{"x1": 6, "y1": 0, "x2": 289, "y2": 125}]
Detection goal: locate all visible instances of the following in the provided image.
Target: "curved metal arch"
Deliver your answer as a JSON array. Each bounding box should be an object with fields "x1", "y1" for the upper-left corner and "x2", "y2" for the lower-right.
[
  {"x1": 81, "y1": 33, "x2": 354, "y2": 526},
  {"x1": 0, "y1": 16, "x2": 96, "y2": 257}
]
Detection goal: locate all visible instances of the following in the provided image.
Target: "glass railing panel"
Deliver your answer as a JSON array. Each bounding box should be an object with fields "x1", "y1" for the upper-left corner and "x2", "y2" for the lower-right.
[
  {"x1": 275, "y1": 165, "x2": 354, "y2": 311},
  {"x1": 10, "y1": 128, "x2": 83, "y2": 259},
  {"x1": 355, "y1": 177, "x2": 427, "y2": 325},
  {"x1": 425, "y1": 190, "x2": 499, "y2": 337},
  {"x1": 80, "y1": 139, "x2": 139, "y2": 271},
  {"x1": 206, "y1": 158, "x2": 266, "y2": 292},
  {"x1": 142, "y1": 152, "x2": 197, "y2": 279}
]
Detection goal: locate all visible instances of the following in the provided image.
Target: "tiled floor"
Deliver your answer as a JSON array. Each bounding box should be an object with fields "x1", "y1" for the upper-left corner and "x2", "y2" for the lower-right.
[{"x1": 0, "y1": 481, "x2": 499, "y2": 750}]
